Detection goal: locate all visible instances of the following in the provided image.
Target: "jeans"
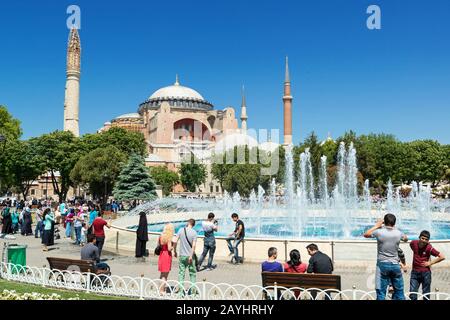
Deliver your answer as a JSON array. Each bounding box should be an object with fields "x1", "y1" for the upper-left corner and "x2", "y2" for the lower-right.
[
  {"x1": 96, "y1": 262, "x2": 110, "y2": 271},
  {"x1": 226, "y1": 236, "x2": 243, "y2": 263},
  {"x1": 197, "y1": 238, "x2": 216, "y2": 268},
  {"x1": 65, "y1": 222, "x2": 72, "y2": 238},
  {"x1": 35, "y1": 221, "x2": 43, "y2": 238},
  {"x1": 96, "y1": 236, "x2": 105, "y2": 258},
  {"x1": 375, "y1": 262, "x2": 405, "y2": 300},
  {"x1": 74, "y1": 226, "x2": 82, "y2": 245},
  {"x1": 410, "y1": 270, "x2": 432, "y2": 300}
]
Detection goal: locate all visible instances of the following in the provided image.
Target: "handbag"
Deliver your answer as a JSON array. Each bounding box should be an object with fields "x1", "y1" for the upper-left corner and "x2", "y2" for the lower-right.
[
  {"x1": 154, "y1": 237, "x2": 162, "y2": 256},
  {"x1": 183, "y1": 228, "x2": 198, "y2": 266}
]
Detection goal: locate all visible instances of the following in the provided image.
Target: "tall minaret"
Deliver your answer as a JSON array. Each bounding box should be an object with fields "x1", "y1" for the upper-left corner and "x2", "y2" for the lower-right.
[
  {"x1": 240, "y1": 85, "x2": 248, "y2": 133},
  {"x1": 64, "y1": 28, "x2": 81, "y2": 137},
  {"x1": 283, "y1": 56, "x2": 293, "y2": 145}
]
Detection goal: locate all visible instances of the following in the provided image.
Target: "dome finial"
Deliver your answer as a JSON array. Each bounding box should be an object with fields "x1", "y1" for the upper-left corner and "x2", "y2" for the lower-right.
[{"x1": 175, "y1": 74, "x2": 180, "y2": 86}]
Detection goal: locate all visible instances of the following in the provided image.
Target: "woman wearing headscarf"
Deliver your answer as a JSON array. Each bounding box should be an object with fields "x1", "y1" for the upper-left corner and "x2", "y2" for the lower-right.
[
  {"x1": 1, "y1": 206, "x2": 13, "y2": 235},
  {"x1": 42, "y1": 208, "x2": 54, "y2": 251},
  {"x1": 21, "y1": 206, "x2": 33, "y2": 236},
  {"x1": 135, "y1": 212, "x2": 148, "y2": 259}
]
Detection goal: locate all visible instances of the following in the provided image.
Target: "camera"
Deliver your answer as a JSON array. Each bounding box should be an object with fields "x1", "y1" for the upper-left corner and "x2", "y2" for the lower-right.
[{"x1": 213, "y1": 220, "x2": 219, "y2": 225}]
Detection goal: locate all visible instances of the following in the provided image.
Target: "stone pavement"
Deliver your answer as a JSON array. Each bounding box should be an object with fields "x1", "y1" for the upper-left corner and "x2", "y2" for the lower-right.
[{"x1": 2, "y1": 232, "x2": 450, "y2": 293}]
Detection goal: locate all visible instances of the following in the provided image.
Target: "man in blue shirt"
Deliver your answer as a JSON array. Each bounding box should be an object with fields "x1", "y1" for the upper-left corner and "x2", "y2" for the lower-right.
[{"x1": 261, "y1": 247, "x2": 284, "y2": 272}]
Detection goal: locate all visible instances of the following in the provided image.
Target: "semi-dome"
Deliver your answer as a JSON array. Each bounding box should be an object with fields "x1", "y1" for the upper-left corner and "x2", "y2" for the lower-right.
[
  {"x1": 139, "y1": 75, "x2": 213, "y2": 112},
  {"x1": 213, "y1": 132, "x2": 259, "y2": 154},
  {"x1": 115, "y1": 113, "x2": 141, "y2": 120}
]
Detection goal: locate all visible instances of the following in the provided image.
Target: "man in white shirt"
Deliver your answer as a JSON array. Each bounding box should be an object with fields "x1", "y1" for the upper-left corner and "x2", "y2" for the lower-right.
[{"x1": 197, "y1": 212, "x2": 218, "y2": 271}]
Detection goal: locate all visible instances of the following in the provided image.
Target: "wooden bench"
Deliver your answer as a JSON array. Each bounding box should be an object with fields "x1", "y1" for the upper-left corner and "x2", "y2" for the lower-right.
[
  {"x1": 47, "y1": 257, "x2": 99, "y2": 273},
  {"x1": 261, "y1": 272, "x2": 341, "y2": 300},
  {"x1": 47, "y1": 257, "x2": 111, "y2": 287}
]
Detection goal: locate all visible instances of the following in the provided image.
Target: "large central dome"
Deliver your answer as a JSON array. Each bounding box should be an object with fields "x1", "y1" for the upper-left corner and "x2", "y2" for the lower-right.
[
  {"x1": 149, "y1": 81, "x2": 204, "y2": 101},
  {"x1": 139, "y1": 75, "x2": 213, "y2": 112}
]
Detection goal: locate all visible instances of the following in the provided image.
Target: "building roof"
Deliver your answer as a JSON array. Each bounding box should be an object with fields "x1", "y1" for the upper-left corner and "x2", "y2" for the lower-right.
[
  {"x1": 115, "y1": 113, "x2": 142, "y2": 120},
  {"x1": 149, "y1": 76, "x2": 205, "y2": 101}
]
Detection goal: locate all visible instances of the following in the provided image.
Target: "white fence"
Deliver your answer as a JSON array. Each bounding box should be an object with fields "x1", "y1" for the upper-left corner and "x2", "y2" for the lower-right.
[{"x1": 1, "y1": 262, "x2": 449, "y2": 300}]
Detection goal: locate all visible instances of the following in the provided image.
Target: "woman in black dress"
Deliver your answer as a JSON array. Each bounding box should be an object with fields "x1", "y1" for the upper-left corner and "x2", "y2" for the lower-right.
[
  {"x1": 135, "y1": 212, "x2": 148, "y2": 259},
  {"x1": 21, "y1": 206, "x2": 33, "y2": 236},
  {"x1": 1, "y1": 206, "x2": 13, "y2": 235}
]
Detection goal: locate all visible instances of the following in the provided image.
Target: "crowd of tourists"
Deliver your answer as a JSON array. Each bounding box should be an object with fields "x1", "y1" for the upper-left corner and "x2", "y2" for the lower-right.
[{"x1": 0, "y1": 198, "x2": 114, "y2": 271}]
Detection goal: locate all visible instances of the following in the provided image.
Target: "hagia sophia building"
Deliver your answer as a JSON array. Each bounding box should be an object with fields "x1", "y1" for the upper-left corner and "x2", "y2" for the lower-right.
[{"x1": 62, "y1": 28, "x2": 293, "y2": 196}]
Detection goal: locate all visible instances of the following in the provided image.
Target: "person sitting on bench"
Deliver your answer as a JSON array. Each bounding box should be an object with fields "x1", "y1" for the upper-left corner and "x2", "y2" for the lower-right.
[{"x1": 81, "y1": 234, "x2": 110, "y2": 274}]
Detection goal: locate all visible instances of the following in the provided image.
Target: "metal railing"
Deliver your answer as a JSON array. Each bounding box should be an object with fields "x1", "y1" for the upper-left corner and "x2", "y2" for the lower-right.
[{"x1": 1, "y1": 262, "x2": 449, "y2": 300}]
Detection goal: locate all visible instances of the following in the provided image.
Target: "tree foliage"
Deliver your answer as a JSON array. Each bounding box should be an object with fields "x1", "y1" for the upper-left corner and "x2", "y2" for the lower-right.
[
  {"x1": 179, "y1": 155, "x2": 207, "y2": 192},
  {"x1": 113, "y1": 154, "x2": 157, "y2": 201},
  {"x1": 71, "y1": 146, "x2": 127, "y2": 201},
  {"x1": 4, "y1": 140, "x2": 46, "y2": 199},
  {"x1": 81, "y1": 127, "x2": 147, "y2": 157},
  {"x1": 33, "y1": 131, "x2": 81, "y2": 202},
  {"x1": 149, "y1": 166, "x2": 179, "y2": 196}
]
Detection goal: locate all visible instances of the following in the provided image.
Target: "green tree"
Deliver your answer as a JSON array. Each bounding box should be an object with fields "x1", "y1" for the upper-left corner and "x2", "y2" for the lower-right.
[
  {"x1": 0, "y1": 106, "x2": 22, "y2": 193},
  {"x1": 211, "y1": 146, "x2": 271, "y2": 196},
  {"x1": 0, "y1": 105, "x2": 22, "y2": 142},
  {"x1": 408, "y1": 140, "x2": 445, "y2": 186},
  {"x1": 81, "y1": 127, "x2": 147, "y2": 157},
  {"x1": 33, "y1": 131, "x2": 81, "y2": 202},
  {"x1": 223, "y1": 164, "x2": 261, "y2": 197},
  {"x1": 149, "y1": 166, "x2": 179, "y2": 196},
  {"x1": 113, "y1": 154, "x2": 157, "y2": 201},
  {"x1": 4, "y1": 140, "x2": 46, "y2": 199},
  {"x1": 179, "y1": 155, "x2": 207, "y2": 192},
  {"x1": 71, "y1": 146, "x2": 127, "y2": 201},
  {"x1": 320, "y1": 138, "x2": 338, "y2": 167}
]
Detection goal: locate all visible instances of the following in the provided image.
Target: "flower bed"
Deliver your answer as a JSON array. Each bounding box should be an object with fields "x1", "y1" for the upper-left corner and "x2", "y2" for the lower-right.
[{"x1": 0, "y1": 289, "x2": 81, "y2": 300}]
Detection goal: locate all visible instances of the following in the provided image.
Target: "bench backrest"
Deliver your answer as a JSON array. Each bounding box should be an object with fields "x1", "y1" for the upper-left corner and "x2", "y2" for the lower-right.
[
  {"x1": 47, "y1": 257, "x2": 96, "y2": 273},
  {"x1": 261, "y1": 272, "x2": 341, "y2": 290}
]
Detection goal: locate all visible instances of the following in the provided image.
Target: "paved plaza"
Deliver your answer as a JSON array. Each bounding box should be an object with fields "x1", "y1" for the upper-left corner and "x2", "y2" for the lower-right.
[{"x1": 2, "y1": 231, "x2": 450, "y2": 294}]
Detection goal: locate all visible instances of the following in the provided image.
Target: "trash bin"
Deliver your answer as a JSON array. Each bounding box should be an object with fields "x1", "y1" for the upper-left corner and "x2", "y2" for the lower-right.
[{"x1": 7, "y1": 244, "x2": 27, "y2": 274}]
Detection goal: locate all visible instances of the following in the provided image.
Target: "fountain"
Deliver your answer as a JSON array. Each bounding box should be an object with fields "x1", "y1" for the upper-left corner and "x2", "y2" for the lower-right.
[{"x1": 123, "y1": 142, "x2": 450, "y2": 241}]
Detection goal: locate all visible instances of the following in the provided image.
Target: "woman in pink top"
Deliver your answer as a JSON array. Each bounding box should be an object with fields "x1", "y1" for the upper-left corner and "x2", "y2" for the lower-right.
[{"x1": 284, "y1": 249, "x2": 308, "y2": 273}]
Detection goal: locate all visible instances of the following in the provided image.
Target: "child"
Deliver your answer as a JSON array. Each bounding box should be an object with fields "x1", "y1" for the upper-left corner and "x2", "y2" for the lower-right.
[{"x1": 80, "y1": 222, "x2": 87, "y2": 245}]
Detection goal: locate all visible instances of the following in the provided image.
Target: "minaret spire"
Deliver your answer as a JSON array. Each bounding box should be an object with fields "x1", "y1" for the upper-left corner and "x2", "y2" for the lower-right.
[
  {"x1": 285, "y1": 56, "x2": 290, "y2": 83},
  {"x1": 64, "y1": 27, "x2": 81, "y2": 137},
  {"x1": 283, "y1": 56, "x2": 293, "y2": 145},
  {"x1": 240, "y1": 85, "x2": 248, "y2": 132},
  {"x1": 175, "y1": 74, "x2": 180, "y2": 86}
]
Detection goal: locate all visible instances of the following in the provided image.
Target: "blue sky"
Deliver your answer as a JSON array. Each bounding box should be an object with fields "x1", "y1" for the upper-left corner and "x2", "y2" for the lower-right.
[{"x1": 0, "y1": 0, "x2": 449, "y2": 144}]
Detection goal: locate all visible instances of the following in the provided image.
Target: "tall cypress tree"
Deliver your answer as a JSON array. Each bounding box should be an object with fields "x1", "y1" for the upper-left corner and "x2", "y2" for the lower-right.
[{"x1": 113, "y1": 154, "x2": 157, "y2": 201}]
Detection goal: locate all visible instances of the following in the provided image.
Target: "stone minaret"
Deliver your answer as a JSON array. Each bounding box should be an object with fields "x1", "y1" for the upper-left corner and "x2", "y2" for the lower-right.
[
  {"x1": 283, "y1": 56, "x2": 293, "y2": 145},
  {"x1": 240, "y1": 85, "x2": 248, "y2": 133},
  {"x1": 64, "y1": 28, "x2": 81, "y2": 137}
]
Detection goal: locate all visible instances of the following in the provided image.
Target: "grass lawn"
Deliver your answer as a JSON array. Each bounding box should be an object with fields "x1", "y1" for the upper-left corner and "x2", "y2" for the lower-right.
[{"x1": 0, "y1": 279, "x2": 134, "y2": 300}]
